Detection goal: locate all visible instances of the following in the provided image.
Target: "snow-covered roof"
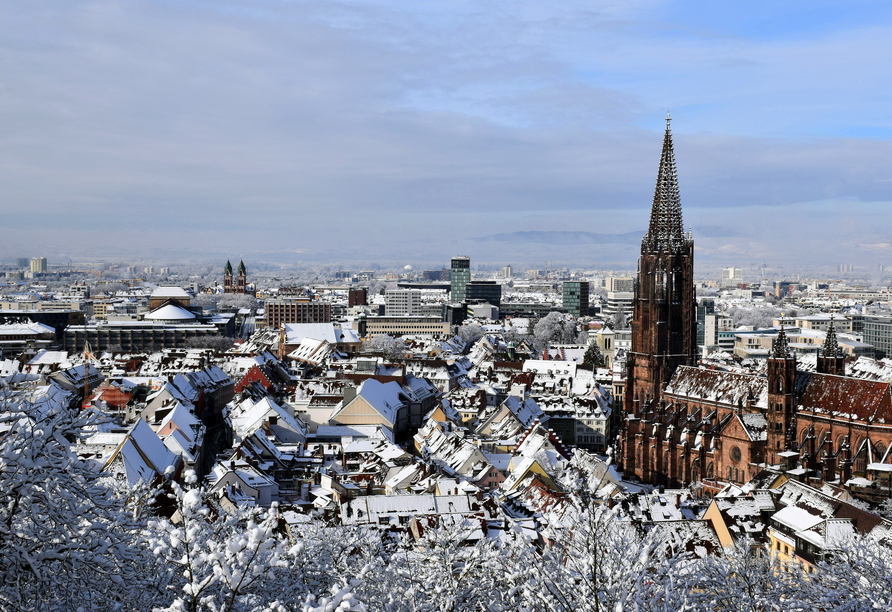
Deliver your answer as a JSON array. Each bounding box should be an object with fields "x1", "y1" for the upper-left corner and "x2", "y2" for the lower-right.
[
  {"x1": 284, "y1": 323, "x2": 359, "y2": 345},
  {"x1": 144, "y1": 303, "x2": 196, "y2": 321},
  {"x1": 353, "y1": 379, "x2": 407, "y2": 426},
  {"x1": 108, "y1": 419, "x2": 178, "y2": 486},
  {"x1": 151, "y1": 286, "x2": 190, "y2": 298}
]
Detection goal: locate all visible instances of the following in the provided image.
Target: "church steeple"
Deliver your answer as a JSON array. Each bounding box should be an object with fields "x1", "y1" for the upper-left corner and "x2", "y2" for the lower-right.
[
  {"x1": 817, "y1": 315, "x2": 846, "y2": 376},
  {"x1": 223, "y1": 259, "x2": 233, "y2": 293},
  {"x1": 771, "y1": 324, "x2": 791, "y2": 359},
  {"x1": 767, "y1": 322, "x2": 798, "y2": 465},
  {"x1": 822, "y1": 316, "x2": 840, "y2": 356},
  {"x1": 620, "y1": 116, "x2": 697, "y2": 485},
  {"x1": 644, "y1": 115, "x2": 686, "y2": 252}
]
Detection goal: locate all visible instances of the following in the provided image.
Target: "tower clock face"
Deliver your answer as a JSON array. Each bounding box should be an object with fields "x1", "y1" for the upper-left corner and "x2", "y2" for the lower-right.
[{"x1": 730, "y1": 446, "x2": 742, "y2": 462}]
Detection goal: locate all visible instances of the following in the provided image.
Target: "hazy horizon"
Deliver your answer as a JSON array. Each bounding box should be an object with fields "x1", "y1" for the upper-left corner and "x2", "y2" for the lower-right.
[{"x1": 3, "y1": 2, "x2": 892, "y2": 268}]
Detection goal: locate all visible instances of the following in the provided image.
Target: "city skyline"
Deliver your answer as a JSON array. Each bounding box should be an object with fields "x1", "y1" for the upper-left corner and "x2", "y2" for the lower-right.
[{"x1": 2, "y1": 2, "x2": 892, "y2": 266}]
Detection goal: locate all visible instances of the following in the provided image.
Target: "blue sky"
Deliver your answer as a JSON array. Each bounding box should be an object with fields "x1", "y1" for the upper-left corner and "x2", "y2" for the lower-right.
[{"x1": 1, "y1": 0, "x2": 891, "y2": 268}]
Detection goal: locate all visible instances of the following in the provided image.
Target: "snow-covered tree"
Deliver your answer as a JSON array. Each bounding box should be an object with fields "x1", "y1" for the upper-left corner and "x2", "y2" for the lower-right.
[
  {"x1": 684, "y1": 538, "x2": 803, "y2": 612},
  {"x1": 456, "y1": 324, "x2": 485, "y2": 346},
  {"x1": 804, "y1": 532, "x2": 892, "y2": 611},
  {"x1": 0, "y1": 393, "x2": 150, "y2": 611},
  {"x1": 525, "y1": 502, "x2": 670, "y2": 612},
  {"x1": 367, "y1": 334, "x2": 407, "y2": 359},
  {"x1": 581, "y1": 341, "x2": 605, "y2": 369},
  {"x1": 146, "y1": 473, "x2": 291, "y2": 612},
  {"x1": 609, "y1": 308, "x2": 628, "y2": 330},
  {"x1": 534, "y1": 312, "x2": 578, "y2": 347}
]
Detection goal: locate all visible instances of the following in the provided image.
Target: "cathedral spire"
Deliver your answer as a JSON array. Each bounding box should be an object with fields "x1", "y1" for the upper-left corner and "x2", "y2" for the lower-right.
[
  {"x1": 822, "y1": 315, "x2": 840, "y2": 357},
  {"x1": 644, "y1": 114, "x2": 685, "y2": 251},
  {"x1": 772, "y1": 324, "x2": 791, "y2": 359}
]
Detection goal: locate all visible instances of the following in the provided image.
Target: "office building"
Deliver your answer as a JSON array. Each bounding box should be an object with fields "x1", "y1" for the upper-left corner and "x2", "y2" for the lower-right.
[
  {"x1": 721, "y1": 267, "x2": 743, "y2": 287},
  {"x1": 358, "y1": 316, "x2": 451, "y2": 338},
  {"x1": 348, "y1": 288, "x2": 368, "y2": 307},
  {"x1": 385, "y1": 289, "x2": 422, "y2": 316},
  {"x1": 696, "y1": 297, "x2": 715, "y2": 347},
  {"x1": 450, "y1": 256, "x2": 471, "y2": 302},
  {"x1": 265, "y1": 299, "x2": 332, "y2": 329},
  {"x1": 465, "y1": 281, "x2": 501, "y2": 307},
  {"x1": 606, "y1": 276, "x2": 634, "y2": 293},
  {"x1": 862, "y1": 314, "x2": 892, "y2": 359},
  {"x1": 562, "y1": 281, "x2": 590, "y2": 318}
]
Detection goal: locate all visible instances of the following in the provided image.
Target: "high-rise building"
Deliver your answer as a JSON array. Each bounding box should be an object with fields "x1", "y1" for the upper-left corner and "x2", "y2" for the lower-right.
[
  {"x1": 562, "y1": 281, "x2": 590, "y2": 318},
  {"x1": 30, "y1": 257, "x2": 47, "y2": 273},
  {"x1": 721, "y1": 267, "x2": 743, "y2": 287},
  {"x1": 621, "y1": 117, "x2": 697, "y2": 483},
  {"x1": 450, "y1": 256, "x2": 471, "y2": 302},
  {"x1": 16, "y1": 258, "x2": 29, "y2": 269},
  {"x1": 501, "y1": 265, "x2": 513, "y2": 278},
  {"x1": 696, "y1": 297, "x2": 715, "y2": 347},
  {"x1": 385, "y1": 289, "x2": 422, "y2": 316},
  {"x1": 465, "y1": 281, "x2": 501, "y2": 307},
  {"x1": 606, "y1": 276, "x2": 634, "y2": 293}
]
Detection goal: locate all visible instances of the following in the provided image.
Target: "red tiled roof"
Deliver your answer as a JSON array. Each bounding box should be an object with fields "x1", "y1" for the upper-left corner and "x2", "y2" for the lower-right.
[{"x1": 797, "y1": 372, "x2": 892, "y2": 423}]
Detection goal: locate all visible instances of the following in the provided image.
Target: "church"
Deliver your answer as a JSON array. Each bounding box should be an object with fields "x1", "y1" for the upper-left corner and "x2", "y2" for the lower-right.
[
  {"x1": 617, "y1": 119, "x2": 892, "y2": 498},
  {"x1": 223, "y1": 259, "x2": 255, "y2": 296}
]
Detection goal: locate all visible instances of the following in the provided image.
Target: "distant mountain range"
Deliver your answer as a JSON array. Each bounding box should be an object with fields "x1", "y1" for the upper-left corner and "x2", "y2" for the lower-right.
[{"x1": 477, "y1": 231, "x2": 643, "y2": 245}]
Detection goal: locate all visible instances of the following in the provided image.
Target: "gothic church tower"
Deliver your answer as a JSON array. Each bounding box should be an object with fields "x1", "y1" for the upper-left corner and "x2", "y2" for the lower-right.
[
  {"x1": 624, "y1": 117, "x2": 697, "y2": 416},
  {"x1": 766, "y1": 326, "x2": 798, "y2": 466}
]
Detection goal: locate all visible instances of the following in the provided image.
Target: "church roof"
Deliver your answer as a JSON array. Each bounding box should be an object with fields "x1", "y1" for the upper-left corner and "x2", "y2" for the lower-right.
[
  {"x1": 795, "y1": 372, "x2": 892, "y2": 423},
  {"x1": 238, "y1": 259, "x2": 246, "y2": 273},
  {"x1": 643, "y1": 115, "x2": 686, "y2": 252},
  {"x1": 664, "y1": 366, "x2": 767, "y2": 409},
  {"x1": 224, "y1": 259, "x2": 233, "y2": 274}
]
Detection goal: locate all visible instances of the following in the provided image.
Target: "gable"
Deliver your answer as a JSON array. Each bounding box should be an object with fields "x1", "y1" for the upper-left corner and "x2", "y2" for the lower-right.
[{"x1": 331, "y1": 395, "x2": 394, "y2": 427}]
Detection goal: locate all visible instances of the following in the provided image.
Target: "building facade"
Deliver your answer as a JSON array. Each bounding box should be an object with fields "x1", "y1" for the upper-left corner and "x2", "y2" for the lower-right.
[
  {"x1": 385, "y1": 289, "x2": 422, "y2": 316},
  {"x1": 562, "y1": 281, "x2": 590, "y2": 318},
  {"x1": 264, "y1": 299, "x2": 332, "y2": 329},
  {"x1": 450, "y1": 256, "x2": 471, "y2": 302},
  {"x1": 466, "y1": 280, "x2": 501, "y2": 307}
]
